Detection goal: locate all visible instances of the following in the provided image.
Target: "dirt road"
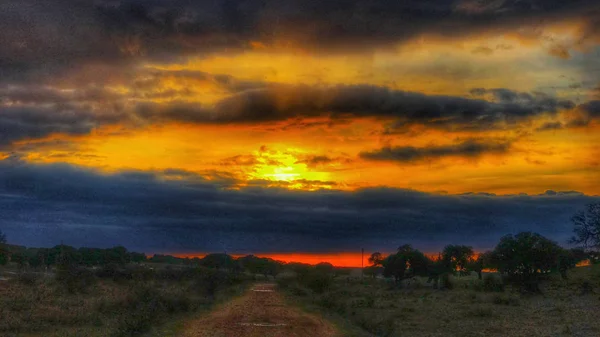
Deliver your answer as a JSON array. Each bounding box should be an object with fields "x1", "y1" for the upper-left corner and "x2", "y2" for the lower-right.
[{"x1": 181, "y1": 283, "x2": 340, "y2": 337}]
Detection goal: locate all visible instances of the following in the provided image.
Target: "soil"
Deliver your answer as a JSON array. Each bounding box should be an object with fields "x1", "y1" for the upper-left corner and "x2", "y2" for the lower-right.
[{"x1": 181, "y1": 283, "x2": 340, "y2": 337}]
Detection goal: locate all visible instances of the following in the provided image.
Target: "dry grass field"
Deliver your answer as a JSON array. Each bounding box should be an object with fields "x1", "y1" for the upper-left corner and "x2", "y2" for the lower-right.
[
  {"x1": 283, "y1": 265, "x2": 600, "y2": 337},
  {"x1": 0, "y1": 266, "x2": 249, "y2": 337}
]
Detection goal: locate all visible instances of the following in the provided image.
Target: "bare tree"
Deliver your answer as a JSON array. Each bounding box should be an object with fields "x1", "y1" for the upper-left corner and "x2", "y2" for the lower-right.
[{"x1": 570, "y1": 203, "x2": 600, "y2": 251}]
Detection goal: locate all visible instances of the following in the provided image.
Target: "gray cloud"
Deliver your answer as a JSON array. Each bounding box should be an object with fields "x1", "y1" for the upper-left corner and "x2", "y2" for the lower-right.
[
  {"x1": 359, "y1": 139, "x2": 511, "y2": 163},
  {"x1": 535, "y1": 121, "x2": 563, "y2": 131},
  {"x1": 1, "y1": 0, "x2": 599, "y2": 83},
  {"x1": 1, "y1": 81, "x2": 593, "y2": 146},
  {"x1": 0, "y1": 159, "x2": 597, "y2": 253}
]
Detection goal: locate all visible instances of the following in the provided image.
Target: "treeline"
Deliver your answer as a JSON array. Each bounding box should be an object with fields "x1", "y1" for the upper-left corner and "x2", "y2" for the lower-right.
[
  {"x1": 0, "y1": 240, "x2": 286, "y2": 279},
  {"x1": 366, "y1": 233, "x2": 591, "y2": 293}
]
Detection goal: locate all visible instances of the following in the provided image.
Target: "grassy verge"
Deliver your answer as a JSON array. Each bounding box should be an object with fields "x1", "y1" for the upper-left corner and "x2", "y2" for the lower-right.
[
  {"x1": 0, "y1": 265, "x2": 251, "y2": 337},
  {"x1": 279, "y1": 265, "x2": 600, "y2": 337}
]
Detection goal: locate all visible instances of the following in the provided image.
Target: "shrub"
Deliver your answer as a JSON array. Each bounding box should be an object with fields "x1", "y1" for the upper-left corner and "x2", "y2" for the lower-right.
[
  {"x1": 56, "y1": 266, "x2": 97, "y2": 293},
  {"x1": 303, "y1": 271, "x2": 332, "y2": 294},
  {"x1": 353, "y1": 312, "x2": 396, "y2": 337},
  {"x1": 483, "y1": 274, "x2": 504, "y2": 292},
  {"x1": 17, "y1": 272, "x2": 39, "y2": 286},
  {"x1": 440, "y1": 273, "x2": 453, "y2": 290},
  {"x1": 470, "y1": 305, "x2": 494, "y2": 317},
  {"x1": 491, "y1": 294, "x2": 520, "y2": 306}
]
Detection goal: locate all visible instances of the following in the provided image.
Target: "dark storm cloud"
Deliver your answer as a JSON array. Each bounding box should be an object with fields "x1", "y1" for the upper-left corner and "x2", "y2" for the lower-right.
[
  {"x1": 535, "y1": 121, "x2": 563, "y2": 131},
  {"x1": 0, "y1": 105, "x2": 123, "y2": 147},
  {"x1": 2, "y1": 0, "x2": 599, "y2": 82},
  {"x1": 1, "y1": 81, "x2": 592, "y2": 146},
  {"x1": 359, "y1": 139, "x2": 510, "y2": 163},
  {"x1": 194, "y1": 85, "x2": 576, "y2": 131},
  {"x1": 0, "y1": 159, "x2": 597, "y2": 253},
  {"x1": 580, "y1": 100, "x2": 600, "y2": 117}
]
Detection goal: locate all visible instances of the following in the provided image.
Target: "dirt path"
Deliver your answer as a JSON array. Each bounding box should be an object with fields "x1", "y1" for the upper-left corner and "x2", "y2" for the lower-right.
[{"x1": 181, "y1": 283, "x2": 340, "y2": 337}]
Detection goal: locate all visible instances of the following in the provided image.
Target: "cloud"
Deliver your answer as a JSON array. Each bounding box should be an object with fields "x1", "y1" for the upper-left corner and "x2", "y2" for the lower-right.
[
  {"x1": 1, "y1": 80, "x2": 592, "y2": 147},
  {"x1": 471, "y1": 46, "x2": 494, "y2": 55},
  {"x1": 2, "y1": 0, "x2": 599, "y2": 82},
  {"x1": 295, "y1": 155, "x2": 353, "y2": 169},
  {"x1": 0, "y1": 159, "x2": 597, "y2": 253},
  {"x1": 535, "y1": 121, "x2": 563, "y2": 131},
  {"x1": 359, "y1": 139, "x2": 511, "y2": 163},
  {"x1": 192, "y1": 85, "x2": 575, "y2": 131},
  {"x1": 0, "y1": 105, "x2": 122, "y2": 147}
]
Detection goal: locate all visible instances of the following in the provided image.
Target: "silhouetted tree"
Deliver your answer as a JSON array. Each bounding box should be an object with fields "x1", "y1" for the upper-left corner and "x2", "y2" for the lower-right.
[
  {"x1": 315, "y1": 262, "x2": 334, "y2": 274},
  {"x1": 442, "y1": 245, "x2": 474, "y2": 275},
  {"x1": 27, "y1": 249, "x2": 44, "y2": 269},
  {"x1": 200, "y1": 253, "x2": 234, "y2": 270},
  {"x1": 238, "y1": 255, "x2": 281, "y2": 278},
  {"x1": 129, "y1": 252, "x2": 147, "y2": 263},
  {"x1": 368, "y1": 252, "x2": 383, "y2": 266},
  {"x1": 0, "y1": 230, "x2": 7, "y2": 266},
  {"x1": 11, "y1": 251, "x2": 27, "y2": 269},
  {"x1": 489, "y1": 232, "x2": 563, "y2": 292},
  {"x1": 570, "y1": 203, "x2": 600, "y2": 252},
  {"x1": 104, "y1": 246, "x2": 130, "y2": 265},
  {"x1": 383, "y1": 245, "x2": 430, "y2": 285},
  {"x1": 556, "y1": 248, "x2": 588, "y2": 279},
  {"x1": 467, "y1": 251, "x2": 491, "y2": 280}
]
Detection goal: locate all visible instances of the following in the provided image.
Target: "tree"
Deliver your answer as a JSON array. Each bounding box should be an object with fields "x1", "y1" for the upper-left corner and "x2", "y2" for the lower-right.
[
  {"x1": 368, "y1": 252, "x2": 383, "y2": 266},
  {"x1": 467, "y1": 251, "x2": 491, "y2": 280},
  {"x1": 570, "y1": 203, "x2": 600, "y2": 251},
  {"x1": 383, "y1": 245, "x2": 431, "y2": 285},
  {"x1": 200, "y1": 253, "x2": 234, "y2": 270},
  {"x1": 442, "y1": 245, "x2": 474, "y2": 275},
  {"x1": 104, "y1": 246, "x2": 130, "y2": 265},
  {"x1": 11, "y1": 252, "x2": 27, "y2": 269},
  {"x1": 489, "y1": 232, "x2": 563, "y2": 292},
  {"x1": 0, "y1": 230, "x2": 7, "y2": 266}
]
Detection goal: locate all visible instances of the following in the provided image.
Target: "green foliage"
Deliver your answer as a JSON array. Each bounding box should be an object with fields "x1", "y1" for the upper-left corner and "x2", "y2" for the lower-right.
[
  {"x1": 238, "y1": 255, "x2": 282, "y2": 277},
  {"x1": 382, "y1": 245, "x2": 431, "y2": 284},
  {"x1": 443, "y1": 245, "x2": 474, "y2": 273},
  {"x1": 0, "y1": 253, "x2": 7, "y2": 266},
  {"x1": 11, "y1": 251, "x2": 27, "y2": 268},
  {"x1": 17, "y1": 272, "x2": 40, "y2": 286},
  {"x1": 110, "y1": 286, "x2": 193, "y2": 337},
  {"x1": 489, "y1": 232, "x2": 563, "y2": 292},
  {"x1": 55, "y1": 266, "x2": 97, "y2": 294},
  {"x1": 491, "y1": 294, "x2": 520, "y2": 306},
  {"x1": 482, "y1": 274, "x2": 505, "y2": 292}
]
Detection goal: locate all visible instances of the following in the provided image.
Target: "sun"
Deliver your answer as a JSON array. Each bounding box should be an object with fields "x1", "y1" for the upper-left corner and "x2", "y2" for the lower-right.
[{"x1": 249, "y1": 146, "x2": 333, "y2": 190}]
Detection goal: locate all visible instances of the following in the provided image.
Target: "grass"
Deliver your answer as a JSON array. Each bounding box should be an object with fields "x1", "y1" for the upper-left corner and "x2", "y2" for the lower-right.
[
  {"x1": 0, "y1": 265, "x2": 250, "y2": 337},
  {"x1": 282, "y1": 264, "x2": 600, "y2": 337}
]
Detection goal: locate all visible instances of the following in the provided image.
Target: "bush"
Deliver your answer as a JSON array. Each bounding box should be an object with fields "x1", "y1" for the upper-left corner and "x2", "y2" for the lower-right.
[
  {"x1": 111, "y1": 286, "x2": 194, "y2": 337},
  {"x1": 56, "y1": 266, "x2": 97, "y2": 293},
  {"x1": 470, "y1": 305, "x2": 494, "y2": 317},
  {"x1": 17, "y1": 272, "x2": 39, "y2": 286},
  {"x1": 491, "y1": 294, "x2": 520, "y2": 306},
  {"x1": 353, "y1": 312, "x2": 396, "y2": 337},
  {"x1": 302, "y1": 271, "x2": 332, "y2": 294},
  {"x1": 440, "y1": 273, "x2": 453, "y2": 290},
  {"x1": 483, "y1": 274, "x2": 504, "y2": 292}
]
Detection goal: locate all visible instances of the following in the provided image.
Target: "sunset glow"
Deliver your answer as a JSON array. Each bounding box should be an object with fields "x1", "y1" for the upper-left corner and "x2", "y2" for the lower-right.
[{"x1": 1, "y1": 0, "x2": 599, "y2": 255}]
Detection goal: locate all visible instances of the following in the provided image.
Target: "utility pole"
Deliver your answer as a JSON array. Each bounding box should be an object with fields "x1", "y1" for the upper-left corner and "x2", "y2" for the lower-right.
[{"x1": 361, "y1": 248, "x2": 364, "y2": 279}]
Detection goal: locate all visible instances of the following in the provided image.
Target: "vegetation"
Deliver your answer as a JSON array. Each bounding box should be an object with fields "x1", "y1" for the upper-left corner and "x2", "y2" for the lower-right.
[{"x1": 2, "y1": 203, "x2": 600, "y2": 336}]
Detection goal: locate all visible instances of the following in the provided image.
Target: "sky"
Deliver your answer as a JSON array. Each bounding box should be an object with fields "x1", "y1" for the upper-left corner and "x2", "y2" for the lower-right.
[{"x1": 1, "y1": 0, "x2": 599, "y2": 265}]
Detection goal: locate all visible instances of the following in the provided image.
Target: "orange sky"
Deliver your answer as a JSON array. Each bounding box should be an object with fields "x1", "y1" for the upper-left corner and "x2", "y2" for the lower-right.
[
  {"x1": 6, "y1": 20, "x2": 599, "y2": 195},
  {"x1": 173, "y1": 252, "x2": 369, "y2": 268}
]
